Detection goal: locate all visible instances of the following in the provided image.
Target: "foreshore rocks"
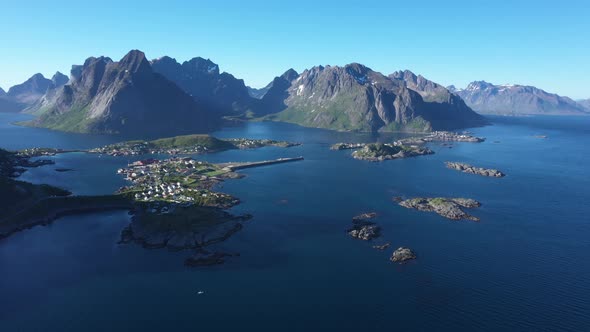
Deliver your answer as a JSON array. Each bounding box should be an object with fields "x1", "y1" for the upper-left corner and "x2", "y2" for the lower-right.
[
  {"x1": 398, "y1": 197, "x2": 482, "y2": 221},
  {"x1": 445, "y1": 162, "x2": 505, "y2": 177},
  {"x1": 372, "y1": 243, "x2": 390, "y2": 250},
  {"x1": 390, "y1": 247, "x2": 416, "y2": 263}
]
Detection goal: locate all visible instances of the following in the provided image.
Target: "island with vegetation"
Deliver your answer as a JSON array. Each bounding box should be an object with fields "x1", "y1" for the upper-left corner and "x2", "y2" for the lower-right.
[
  {"x1": 89, "y1": 134, "x2": 300, "y2": 156},
  {"x1": 351, "y1": 143, "x2": 433, "y2": 161},
  {"x1": 398, "y1": 197, "x2": 482, "y2": 221},
  {"x1": 445, "y1": 162, "x2": 505, "y2": 177},
  {"x1": 332, "y1": 142, "x2": 433, "y2": 162}
]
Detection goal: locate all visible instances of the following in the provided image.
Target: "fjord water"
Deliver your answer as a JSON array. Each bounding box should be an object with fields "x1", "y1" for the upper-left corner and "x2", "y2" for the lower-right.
[{"x1": 1, "y1": 113, "x2": 589, "y2": 331}]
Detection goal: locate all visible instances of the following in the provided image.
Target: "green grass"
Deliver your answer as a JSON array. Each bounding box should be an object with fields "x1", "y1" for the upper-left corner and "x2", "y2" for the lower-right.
[
  {"x1": 34, "y1": 104, "x2": 96, "y2": 133},
  {"x1": 149, "y1": 135, "x2": 235, "y2": 150}
]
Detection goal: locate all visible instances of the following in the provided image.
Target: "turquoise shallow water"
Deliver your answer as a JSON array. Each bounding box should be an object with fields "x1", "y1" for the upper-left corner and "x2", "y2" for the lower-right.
[{"x1": 0, "y1": 113, "x2": 589, "y2": 331}]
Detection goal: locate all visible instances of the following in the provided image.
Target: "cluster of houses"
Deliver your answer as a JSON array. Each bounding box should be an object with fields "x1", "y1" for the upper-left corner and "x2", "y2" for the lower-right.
[
  {"x1": 116, "y1": 157, "x2": 235, "y2": 207},
  {"x1": 91, "y1": 142, "x2": 213, "y2": 157}
]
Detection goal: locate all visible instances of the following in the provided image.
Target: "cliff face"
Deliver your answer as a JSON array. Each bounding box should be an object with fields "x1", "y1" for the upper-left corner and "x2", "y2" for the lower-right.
[
  {"x1": 266, "y1": 64, "x2": 487, "y2": 132},
  {"x1": 26, "y1": 50, "x2": 219, "y2": 136},
  {"x1": 451, "y1": 81, "x2": 589, "y2": 115}
]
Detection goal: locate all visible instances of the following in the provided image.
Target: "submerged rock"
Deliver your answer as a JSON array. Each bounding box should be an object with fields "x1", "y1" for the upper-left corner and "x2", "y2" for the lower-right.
[
  {"x1": 184, "y1": 250, "x2": 239, "y2": 267},
  {"x1": 372, "y1": 243, "x2": 391, "y2": 250},
  {"x1": 352, "y1": 212, "x2": 377, "y2": 222},
  {"x1": 390, "y1": 247, "x2": 416, "y2": 263}
]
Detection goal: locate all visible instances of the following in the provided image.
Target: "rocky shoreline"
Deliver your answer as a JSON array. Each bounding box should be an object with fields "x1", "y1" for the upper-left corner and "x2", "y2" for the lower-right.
[
  {"x1": 445, "y1": 162, "x2": 505, "y2": 177},
  {"x1": 398, "y1": 197, "x2": 482, "y2": 221},
  {"x1": 119, "y1": 206, "x2": 252, "y2": 250}
]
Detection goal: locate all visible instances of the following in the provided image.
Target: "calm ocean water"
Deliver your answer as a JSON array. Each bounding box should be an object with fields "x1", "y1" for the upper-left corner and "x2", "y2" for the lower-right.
[{"x1": 1, "y1": 113, "x2": 589, "y2": 331}]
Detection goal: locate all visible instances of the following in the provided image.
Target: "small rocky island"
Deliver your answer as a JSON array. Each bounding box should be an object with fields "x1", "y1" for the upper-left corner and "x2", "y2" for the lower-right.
[
  {"x1": 398, "y1": 197, "x2": 482, "y2": 221},
  {"x1": 445, "y1": 162, "x2": 505, "y2": 177},
  {"x1": 352, "y1": 143, "x2": 433, "y2": 161},
  {"x1": 348, "y1": 212, "x2": 381, "y2": 240},
  {"x1": 390, "y1": 247, "x2": 417, "y2": 263},
  {"x1": 331, "y1": 142, "x2": 433, "y2": 162}
]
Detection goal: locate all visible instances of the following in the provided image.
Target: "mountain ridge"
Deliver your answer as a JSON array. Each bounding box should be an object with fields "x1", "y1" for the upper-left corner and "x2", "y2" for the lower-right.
[
  {"x1": 450, "y1": 81, "x2": 589, "y2": 115},
  {"x1": 151, "y1": 56, "x2": 253, "y2": 115},
  {"x1": 25, "y1": 50, "x2": 219, "y2": 136},
  {"x1": 265, "y1": 64, "x2": 487, "y2": 132}
]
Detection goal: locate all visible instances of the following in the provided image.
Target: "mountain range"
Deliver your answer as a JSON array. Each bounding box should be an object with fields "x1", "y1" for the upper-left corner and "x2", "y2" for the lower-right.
[
  {"x1": 265, "y1": 64, "x2": 487, "y2": 132},
  {"x1": 150, "y1": 56, "x2": 253, "y2": 114},
  {"x1": 2, "y1": 49, "x2": 587, "y2": 137},
  {"x1": 449, "y1": 81, "x2": 589, "y2": 115},
  {"x1": 25, "y1": 50, "x2": 218, "y2": 136},
  {"x1": 0, "y1": 72, "x2": 68, "y2": 112}
]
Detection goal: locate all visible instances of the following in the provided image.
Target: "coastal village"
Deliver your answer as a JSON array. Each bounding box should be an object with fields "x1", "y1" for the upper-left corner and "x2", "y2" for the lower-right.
[{"x1": 117, "y1": 157, "x2": 240, "y2": 210}]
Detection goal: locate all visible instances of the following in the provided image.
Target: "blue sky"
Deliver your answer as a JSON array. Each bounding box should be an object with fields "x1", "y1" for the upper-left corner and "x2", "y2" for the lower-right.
[{"x1": 1, "y1": 0, "x2": 588, "y2": 98}]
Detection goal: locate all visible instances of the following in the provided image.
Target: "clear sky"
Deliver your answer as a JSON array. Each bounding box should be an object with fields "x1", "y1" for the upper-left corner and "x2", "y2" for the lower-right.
[{"x1": 1, "y1": 0, "x2": 588, "y2": 98}]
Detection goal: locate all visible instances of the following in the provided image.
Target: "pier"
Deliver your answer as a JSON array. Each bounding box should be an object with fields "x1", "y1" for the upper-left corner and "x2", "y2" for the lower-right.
[{"x1": 221, "y1": 156, "x2": 304, "y2": 171}]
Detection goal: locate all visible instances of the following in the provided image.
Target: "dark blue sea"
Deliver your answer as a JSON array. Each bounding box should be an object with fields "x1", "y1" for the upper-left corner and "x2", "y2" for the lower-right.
[{"x1": 1, "y1": 112, "x2": 589, "y2": 331}]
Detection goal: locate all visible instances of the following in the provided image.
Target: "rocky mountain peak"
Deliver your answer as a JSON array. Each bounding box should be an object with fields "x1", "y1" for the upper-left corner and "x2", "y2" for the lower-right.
[
  {"x1": 465, "y1": 81, "x2": 493, "y2": 91},
  {"x1": 118, "y1": 50, "x2": 151, "y2": 75},
  {"x1": 281, "y1": 68, "x2": 299, "y2": 81},
  {"x1": 51, "y1": 71, "x2": 69, "y2": 87},
  {"x1": 7, "y1": 73, "x2": 52, "y2": 98},
  {"x1": 183, "y1": 57, "x2": 220, "y2": 75}
]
